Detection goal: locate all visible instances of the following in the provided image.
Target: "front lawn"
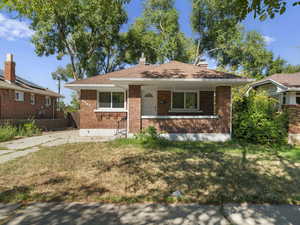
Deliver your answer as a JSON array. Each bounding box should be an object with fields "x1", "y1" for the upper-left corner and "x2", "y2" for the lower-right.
[{"x1": 1, "y1": 139, "x2": 300, "y2": 204}]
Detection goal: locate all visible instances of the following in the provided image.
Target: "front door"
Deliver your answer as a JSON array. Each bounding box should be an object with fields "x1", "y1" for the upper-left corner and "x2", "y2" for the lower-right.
[{"x1": 142, "y1": 87, "x2": 157, "y2": 116}]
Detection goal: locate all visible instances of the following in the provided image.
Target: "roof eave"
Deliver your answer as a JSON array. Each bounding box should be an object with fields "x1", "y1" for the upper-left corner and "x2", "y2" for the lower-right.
[
  {"x1": 250, "y1": 79, "x2": 288, "y2": 90},
  {"x1": 109, "y1": 78, "x2": 255, "y2": 87}
]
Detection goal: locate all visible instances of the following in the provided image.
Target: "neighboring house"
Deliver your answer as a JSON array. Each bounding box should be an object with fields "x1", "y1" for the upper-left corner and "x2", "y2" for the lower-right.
[
  {"x1": 248, "y1": 72, "x2": 300, "y2": 144},
  {"x1": 65, "y1": 58, "x2": 253, "y2": 141},
  {"x1": 0, "y1": 54, "x2": 62, "y2": 119}
]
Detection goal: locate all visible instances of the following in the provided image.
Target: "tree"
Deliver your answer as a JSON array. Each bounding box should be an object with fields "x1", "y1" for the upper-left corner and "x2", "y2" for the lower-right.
[
  {"x1": 51, "y1": 66, "x2": 70, "y2": 95},
  {"x1": 125, "y1": 0, "x2": 196, "y2": 64},
  {"x1": 193, "y1": 23, "x2": 273, "y2": 78},
  {"x1": 4, "y1": 0, "x2": 130, "y2": 80},
  {"x1": 267, "y1": 56, "x2": 300, "y2": 75},
  {"x1": 192, "y1": 0, "x2": 300, "y2": 22},
  {"x1": 191, "y1": 0, "x2": 241, "y2": 58}
]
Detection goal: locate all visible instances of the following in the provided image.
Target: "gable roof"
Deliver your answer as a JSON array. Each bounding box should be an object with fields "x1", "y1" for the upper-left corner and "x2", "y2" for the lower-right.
[
  {"x1": 0, "y1": 70, "x2": 62, "y2": 97},
  {"x1": 67, "y1": 61, "x2": 251, "y2": 86},
  {"x1": 250, "y1": 73, "x2": 300, "y2": 92},
  {"x1": 257, "y1": 73, "x2": 300, "y2": 88}
]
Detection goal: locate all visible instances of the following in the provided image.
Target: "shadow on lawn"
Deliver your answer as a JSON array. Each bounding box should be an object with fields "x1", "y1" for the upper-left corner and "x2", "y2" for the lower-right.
[
  {"x1": 0, "y1": 176, "x2": 109, "y2": 203},
  {"x1": 114, "y1": 140, "x2": 300, "y2": 204}
]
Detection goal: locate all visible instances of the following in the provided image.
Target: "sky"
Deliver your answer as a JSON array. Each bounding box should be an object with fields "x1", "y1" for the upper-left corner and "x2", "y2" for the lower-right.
[{"x1": 0, "y1": 0, "x2": 299, "y2": 104}]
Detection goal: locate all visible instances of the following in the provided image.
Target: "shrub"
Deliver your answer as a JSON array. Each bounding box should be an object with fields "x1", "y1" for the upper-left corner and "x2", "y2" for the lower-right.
[
  {"x1": 233, "y1": 91, "x2": 288, "y2": 145},
  {"x1": 134, "y1": 126, "x2": 168, "y2": 148},
  {"x1": 0, "y1": 121, "x2": 41, "y2": 142},
  {"x1": 0, "y1": 125, "x2": 18, "y2": 142},
  {"x1": 19, "y1": 120, "x2": 41, "y2": 137}
]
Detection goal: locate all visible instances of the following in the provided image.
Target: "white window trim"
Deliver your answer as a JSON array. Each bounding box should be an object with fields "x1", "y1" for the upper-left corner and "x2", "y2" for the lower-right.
[
  {"x1": 45, "y1": 96, "x2": 51, "y2": 107},
  {"x1": 97, "y1": 91, "x2": 126, "y2": 111},
  {"x1": 30, "y1": 94, "x2": 35, "y2": 105},
  {"x1": 15, "y1": 91, "x2": 24, "y2": 102},
  {"x1": 171, "y1": 90, "x2": 199, "y2": 112}
]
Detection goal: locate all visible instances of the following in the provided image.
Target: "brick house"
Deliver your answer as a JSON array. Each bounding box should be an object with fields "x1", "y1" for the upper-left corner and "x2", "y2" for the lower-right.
[
  {"x1": 0, "y1": 54, "x2": 62, "y2": 120},
  {"x1": 65, "y1": 59, "x2": 253, "y2": 141},
  {"x1": 248, "y1": 73, "x2": 300, "y2": 144}
]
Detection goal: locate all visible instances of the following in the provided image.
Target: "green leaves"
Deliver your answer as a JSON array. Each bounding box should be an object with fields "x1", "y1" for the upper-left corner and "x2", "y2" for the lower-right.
[
  {"x1": 125, "y1": 0, "x2": 196, "y2": 64},
  {"x1": 192, "y1": 0, "x2": 299, "y2": 22},
  {"x1": 233, "y1": 91, "x2": 288, "y2": 145},
  {"x1": 6, "y1": 0, "x2": 130, "y2": 80}
]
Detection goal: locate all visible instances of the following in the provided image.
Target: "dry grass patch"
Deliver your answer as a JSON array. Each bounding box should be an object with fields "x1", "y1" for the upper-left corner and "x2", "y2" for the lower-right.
[{"x1": 1, "y1": 140, "x2": 300, "y2": 204}]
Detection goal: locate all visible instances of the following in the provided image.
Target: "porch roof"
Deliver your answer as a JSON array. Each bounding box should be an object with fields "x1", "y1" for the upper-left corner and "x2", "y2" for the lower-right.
[{"x1": 65, "y1": 61, "x2": 254, "y2": 89}]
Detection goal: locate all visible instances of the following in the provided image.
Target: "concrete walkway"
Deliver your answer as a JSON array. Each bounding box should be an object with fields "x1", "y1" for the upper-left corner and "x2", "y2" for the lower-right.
[
  {"x1": 1, "y1": 203, "x2": 299, "y2": 225},
  {"x1": 0, "y1": 130, "x2": 112, "y2": 164}
]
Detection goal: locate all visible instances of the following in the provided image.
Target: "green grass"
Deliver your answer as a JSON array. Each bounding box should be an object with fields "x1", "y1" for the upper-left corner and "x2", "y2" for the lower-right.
[{"x1": 0, "y1": 139, "x2": 300, "y2": 204}]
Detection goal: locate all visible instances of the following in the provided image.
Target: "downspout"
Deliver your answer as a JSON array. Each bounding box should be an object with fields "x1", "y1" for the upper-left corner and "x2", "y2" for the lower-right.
[{"x1": 52, "y1": 97, "x2": 55, "y2": 119}]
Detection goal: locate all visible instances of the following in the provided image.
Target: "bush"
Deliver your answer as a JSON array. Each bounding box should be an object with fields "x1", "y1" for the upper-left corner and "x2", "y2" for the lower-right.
[
  {"x1": 0, "y1": 121, "x2": 41, "y2": 142},
  {"x1": 134, "y1": 126, "x2": 168, "y2": 148},
  {"x1": 0, "y1": 125, "x2": 18, "y2": 142},
  {"x1": 19, "y1": 121, "x2": 41, "y2": 137},
  {"x1": 233, "y1": 91, "x2": 288, "y2": 145}
]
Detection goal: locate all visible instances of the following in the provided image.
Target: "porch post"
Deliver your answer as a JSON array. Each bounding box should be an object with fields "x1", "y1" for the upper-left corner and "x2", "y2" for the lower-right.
[
  {"x1": 128, "y1": 85, "x2": 142, "y2": 134},
  {"x1": 216, "y1": 86, "x2": 231, "y2": 134}
]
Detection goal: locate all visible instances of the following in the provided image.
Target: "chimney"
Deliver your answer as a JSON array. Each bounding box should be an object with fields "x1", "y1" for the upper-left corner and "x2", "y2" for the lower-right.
[
  {"x1": 4, "y1": 53, "x2": 16, "y2": 83},
  {"x1": 196, "y1": 59, "x2": 208, "y2": 69},
  {"x1": 139, "y1": 53, "x2": 146, "y2": 65}
]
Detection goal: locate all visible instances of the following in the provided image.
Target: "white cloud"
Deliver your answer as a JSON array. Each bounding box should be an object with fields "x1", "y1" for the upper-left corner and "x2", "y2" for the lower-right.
[
  {"x1": 0, "y1": 14, "x2": 34, "y2": 41},
  {"x1": 263, "y1": 35, "x2": 276, "y2": 45}
]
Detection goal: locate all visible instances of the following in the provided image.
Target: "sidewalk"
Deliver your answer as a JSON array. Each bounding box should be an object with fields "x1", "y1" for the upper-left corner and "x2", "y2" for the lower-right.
[{"x1": 1, "y1": 203, "x2": 299, "y2": 225}]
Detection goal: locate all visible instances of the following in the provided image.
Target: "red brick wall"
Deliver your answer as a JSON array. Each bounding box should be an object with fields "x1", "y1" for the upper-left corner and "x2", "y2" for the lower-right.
[
  {"x1": 79, "y1": 90, "x2": 127, "y2": 129},
  {"x1": 284, "y1": 105, "x2": 300, "y2": 134},
  {"x1": 4, "y1": 61, "x2": 16, "y2": 83},
  {"x1": 142, "y1": 118, "x2": 223, "y2": 133},
  {"x1": 79, "y1": 86, "x2": 231, "y2": 134},
  {"x1": 0, "y1": 89, "x2": 57, "y2": 119},
  {"x1": 216, "y1": 86, "x2": 231, "y2": 133},
  {"x1": 157, "y1": 90, "x2": 215, "y2": 116},
  {"x1": 143, "y1": 86, "x2": 231, "y2": 134},
  {"x1": 128, "y1": 85, "x2": 141, "y2": 133}
]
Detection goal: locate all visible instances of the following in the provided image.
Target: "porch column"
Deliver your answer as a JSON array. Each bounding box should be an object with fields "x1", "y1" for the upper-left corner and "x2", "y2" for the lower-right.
[
  {"x1": 216, "y1": 86, "x2": 231, "y2": 133},
  {"x1": 128, "y1": 85, "x2": 141, "y2": 134}
]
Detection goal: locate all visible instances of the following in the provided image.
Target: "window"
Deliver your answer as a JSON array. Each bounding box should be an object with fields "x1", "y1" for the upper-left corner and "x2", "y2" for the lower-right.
[
  {"x1": 30, "y1": 94, "x2": 35, "y2": 105},
  {"x1": 98, "y1": 92, "x2": 125, "y2": 109},
  {"x1": 296, "y1": 93, "x2": 300, "y2": 105},
  {"x1": 172, "y1": 91, "x2": 198, "y2": 111},
  {"x1": 15, "y1": 91, "x2": 24, "y2": 101},
  {"x1": 45, "y1": 96, "x2": 51, "y2": 107}
]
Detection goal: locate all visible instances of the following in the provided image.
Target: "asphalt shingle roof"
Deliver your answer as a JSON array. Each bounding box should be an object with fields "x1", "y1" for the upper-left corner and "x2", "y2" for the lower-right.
[
  {"x1": 0, "y1": 70, "x2": 61, "y2": 97},
  {"x1": 68, "y1": 61, "x2": 247, "y2": 85},
  {"x1": 258, "y1": 73, "x2": 300, "y2": 87}
]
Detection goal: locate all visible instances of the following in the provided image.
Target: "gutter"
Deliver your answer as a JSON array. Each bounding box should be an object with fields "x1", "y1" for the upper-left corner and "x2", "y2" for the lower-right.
[{"x1": 109, "y1": 78, "x2": 255, "y2": 83}]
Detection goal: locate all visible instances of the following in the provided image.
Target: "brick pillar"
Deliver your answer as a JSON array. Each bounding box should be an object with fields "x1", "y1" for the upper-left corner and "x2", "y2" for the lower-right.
[
  {"x1": 128, "y1": 85, "x2": 141, "y2": 134},
  {"x1": 216, "y1": 86, "x2": 231, "y2": 133}
]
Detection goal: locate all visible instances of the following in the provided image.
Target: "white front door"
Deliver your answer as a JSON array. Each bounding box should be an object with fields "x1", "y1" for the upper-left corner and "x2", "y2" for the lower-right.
[{"x1": 142, "y1": 87, "x2": 157, "y2": 116}]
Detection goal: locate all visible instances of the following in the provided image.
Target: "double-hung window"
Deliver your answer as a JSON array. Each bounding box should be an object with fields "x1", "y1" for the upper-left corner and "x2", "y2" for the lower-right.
[
  {"x1": 30, "y1": 94, "x2": 35, "y2": 105},
  {"x1": 172, "y1": 91, "x2": 198, "y2": 111},
  {"x1": 15, "y1": 91, "x2": 24, "y2": 102},
  {"x1": 45, "y1": 96, "x2": 51, "y2": 107},
  {"x1": 98, "y1": 92, "x2": 125, "y2": 109}
]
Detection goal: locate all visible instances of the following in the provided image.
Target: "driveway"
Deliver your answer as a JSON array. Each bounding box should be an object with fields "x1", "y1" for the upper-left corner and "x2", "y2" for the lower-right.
[
  {"x1": 0, "y1": 130, "x2": 113, "y2": 164},
  {"x1": 1, "y1": 203, "x2": 300, "y2": 225}
]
